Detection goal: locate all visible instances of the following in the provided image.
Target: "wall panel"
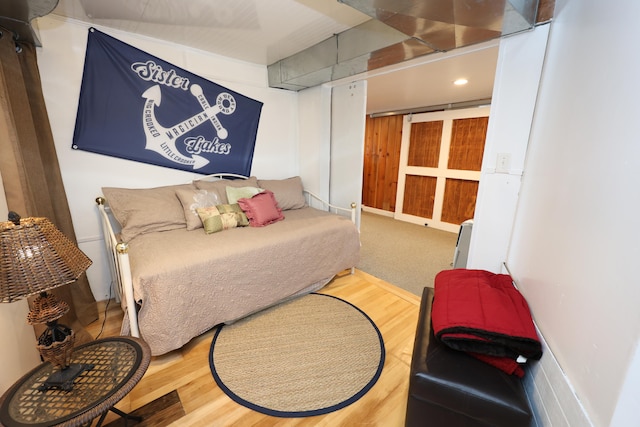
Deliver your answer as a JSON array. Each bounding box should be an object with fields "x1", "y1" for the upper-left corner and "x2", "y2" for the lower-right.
[
  {"x1": 402, "y1": 175, "x2": 436, "y2": 219},
  {"x1": 362, "y1": 115, "x2": 403, "y2": 211},
  {"x1": 441, "y1": 178, "x2": 479, "y2": 225},
  {"x1": 448, "y1": 117, "x2": 488, "y2": 171},
  {"x1": 408, "y1": 121, "x2": 443, "y2": 167}
]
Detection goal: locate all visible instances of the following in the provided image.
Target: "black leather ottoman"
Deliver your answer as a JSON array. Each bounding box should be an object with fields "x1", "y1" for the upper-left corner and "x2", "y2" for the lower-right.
[{"x1": 405, "y1": 287, "x2": 532, "y2": 427}]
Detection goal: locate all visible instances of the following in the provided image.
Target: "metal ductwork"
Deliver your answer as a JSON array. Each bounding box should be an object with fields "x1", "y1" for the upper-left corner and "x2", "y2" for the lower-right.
[
  {"x1": 268, "y1": 0, "x2": 540, "y2": 90},
  {"x1": 0, "y1": 0, "x2": 59, "y2": 45}
]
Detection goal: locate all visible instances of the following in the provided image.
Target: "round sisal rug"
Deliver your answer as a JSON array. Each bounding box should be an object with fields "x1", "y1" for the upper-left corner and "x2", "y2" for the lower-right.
[{"x1": 209, "y1": 293, "x2": 385, "y2": 417}]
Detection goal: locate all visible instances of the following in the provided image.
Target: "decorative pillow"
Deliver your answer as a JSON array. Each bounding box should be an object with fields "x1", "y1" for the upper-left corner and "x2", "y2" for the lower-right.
[
  {"x1": 237, "y1": 190, "x2": 284, "y2": 227},
  {"x1": 102, "y1": 183, "x2": 194, "y2": 242},
  {"x1": 196, "y1": 207, "x2": 239, "y2": 234},
  {"x1": 196, "y1": 203, "x2": 249, "y2": 234},
  {"x1": 175, "y1": 188, "x2": 221, "y2": 230},
  {"x1": 194, "y1": 176, "x2": 259, "y2": 204},
  {"x1": 257, "y1": 176, "x2": 306, "y2": 210},
  {"x1": 226, "y1": 186, "x2": 263, "y2": 204},
  {"x1": 216, "y1": 203, "x2": 249, "y2": 227}
]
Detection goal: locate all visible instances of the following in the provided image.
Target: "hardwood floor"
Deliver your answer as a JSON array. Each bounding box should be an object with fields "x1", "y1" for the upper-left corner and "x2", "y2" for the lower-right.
[{"x1": 86, "y1": 269, "x2": 422, "y2": 426}]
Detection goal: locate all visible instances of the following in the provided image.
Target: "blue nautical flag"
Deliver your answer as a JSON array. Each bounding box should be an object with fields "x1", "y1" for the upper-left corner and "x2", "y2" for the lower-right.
[{"x1": 72, "y1": 28, "x2": 263, "y2": 176}]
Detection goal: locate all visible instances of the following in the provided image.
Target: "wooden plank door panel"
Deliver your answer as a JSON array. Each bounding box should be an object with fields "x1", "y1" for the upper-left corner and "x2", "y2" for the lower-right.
[
  {"x1": 362, "y1": 115, "x2": 403, "y2": 212},
  {"x1": 448, "y1": 117, "x2": 488, "y2": 171},
  {"x1": 408, "y1": 121, "x2": 443, "y2": 167},
  {"x1": 402, "y1": 175, "x2": 437, "y2": 219},
  {"x1": 441, "y1": 178, "x2": 479, "y2": 225}
]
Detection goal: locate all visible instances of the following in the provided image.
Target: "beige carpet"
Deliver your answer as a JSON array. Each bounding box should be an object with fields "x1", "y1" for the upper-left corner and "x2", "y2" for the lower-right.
[
  {"x1": 357, "y1": 211, "x2": 458, "y2": 296},
  {"x1": 209, "y1": 293, "x2": 385, "y2": 417}
]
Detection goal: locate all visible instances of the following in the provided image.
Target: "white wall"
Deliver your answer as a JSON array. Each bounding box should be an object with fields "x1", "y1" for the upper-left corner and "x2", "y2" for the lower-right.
[
  {"x1": 298, "y1": 85, "x2": 332, "y2": 200},
  {"x1": 611, "y1": 340, "x2": 640, "y2": 426},
  {"x1": 467, "y1": 26, "x2": 591, "y2": 426},
  {"x1": 506, "y1": 0, "x2": 640, "y2": 425},
  {"x1": 329, "y1": 81, "x2": 367, "y2": 228},
  {"x1": 35, "y1": 16, "x2": 301, "y2": 301},
  {"x1": 0, "y1": 299, "x2": 41, "y2": 394},
  {"x1": 468, "y1": 25, "x2": 549, "y2": 272}
]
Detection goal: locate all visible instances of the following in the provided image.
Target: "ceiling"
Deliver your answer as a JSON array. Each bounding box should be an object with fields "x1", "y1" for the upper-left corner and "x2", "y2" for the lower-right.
[
  {"x1": 46, "y1": 0, "x2": 500, "y2": 115},
  {"x1": 361, "y1": 41, "x2": 498, "y2": 115},
  {"x1": 49, "y1": 0, "x2": 372, "y2": 65}
]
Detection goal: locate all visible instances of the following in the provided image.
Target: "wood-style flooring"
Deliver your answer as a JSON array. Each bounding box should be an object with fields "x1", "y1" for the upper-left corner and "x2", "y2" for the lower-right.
[{"x1": 86, "y1": 269, "x2": 422, "y2": 426}]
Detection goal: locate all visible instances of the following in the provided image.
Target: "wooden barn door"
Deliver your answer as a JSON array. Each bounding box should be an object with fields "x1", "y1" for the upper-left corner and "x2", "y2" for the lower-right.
[
  {"x1": 395, "y1": 107, "x2": 490, "y2": 233},
  {"x1": 362, "y1": 115, "x2": 403, "y2": 213}
]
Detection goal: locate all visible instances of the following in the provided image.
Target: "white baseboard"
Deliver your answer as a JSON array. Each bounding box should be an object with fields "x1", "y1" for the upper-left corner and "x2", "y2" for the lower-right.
[
  {"x1": 361, "y1": 205, "x2": 394, "y2": 217},
  {"x1": 77, "y1": 234, "x2": 102, "y2": 244},
  {"x1": 524, "y1": 329, "x2": 593, "y2": 427},
  {"x1": 503, "y1": 263, "x2": 593, "y2": 427}
]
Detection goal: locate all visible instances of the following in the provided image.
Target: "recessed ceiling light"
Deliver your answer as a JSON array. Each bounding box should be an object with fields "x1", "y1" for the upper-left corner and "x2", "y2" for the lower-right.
[{"x1": 453, "y1": 78, "x2": 468, "y2": 86}]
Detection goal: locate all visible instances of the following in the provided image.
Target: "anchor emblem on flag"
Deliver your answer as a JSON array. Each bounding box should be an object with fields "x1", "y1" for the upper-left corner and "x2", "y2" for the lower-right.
[{"x1": 141, "y1": 84, "x2": 236, "y2": 170}]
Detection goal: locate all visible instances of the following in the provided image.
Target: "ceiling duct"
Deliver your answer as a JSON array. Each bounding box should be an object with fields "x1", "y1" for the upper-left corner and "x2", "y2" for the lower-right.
[
  {"x1": 0, "y1": 0, "x2": 59, "y2": 45},
  {"x1": 268, "y1": 0, "x2": 539, "y2": 90}
]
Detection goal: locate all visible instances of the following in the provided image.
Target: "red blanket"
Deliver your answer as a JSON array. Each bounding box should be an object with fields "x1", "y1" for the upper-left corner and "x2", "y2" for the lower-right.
[{"x1": 431, "y1": 269, "x2": 542, "y2": 377}]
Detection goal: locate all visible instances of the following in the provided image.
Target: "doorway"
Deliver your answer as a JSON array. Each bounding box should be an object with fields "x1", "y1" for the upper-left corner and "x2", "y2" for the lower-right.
[
  {"x1": 362, "y1": 107, "x2": 489, "y2": 232},
  {"x1": 358, "y1": 107, "x2": 490, "y2": 292}
]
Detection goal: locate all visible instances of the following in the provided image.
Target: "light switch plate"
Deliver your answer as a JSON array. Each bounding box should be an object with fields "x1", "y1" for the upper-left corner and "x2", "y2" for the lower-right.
[{"x1": 496, "y1": 153, "x2": 511, "y2": 173}]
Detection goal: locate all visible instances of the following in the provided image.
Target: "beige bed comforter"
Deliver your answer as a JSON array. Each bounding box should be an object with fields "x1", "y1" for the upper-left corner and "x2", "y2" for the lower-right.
[{"x1": 124, "y1": 206, "x2": 360, "y2": 355}]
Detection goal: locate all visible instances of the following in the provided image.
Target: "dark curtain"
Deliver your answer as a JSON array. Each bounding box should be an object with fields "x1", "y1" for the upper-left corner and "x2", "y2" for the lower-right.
[{"x1": 0, "y1": 27, "x2": 98, "y2": 343}]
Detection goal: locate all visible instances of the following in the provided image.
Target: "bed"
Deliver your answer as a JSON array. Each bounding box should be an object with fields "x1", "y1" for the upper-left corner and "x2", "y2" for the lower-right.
[{"x1": 96, "y1": 175, "x2": 360, "y2": 355}]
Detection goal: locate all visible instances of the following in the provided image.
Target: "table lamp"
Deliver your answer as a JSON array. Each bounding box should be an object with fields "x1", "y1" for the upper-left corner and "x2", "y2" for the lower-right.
[{"x1": 0, "y1": 212, "x2": 93, "y2": 391}]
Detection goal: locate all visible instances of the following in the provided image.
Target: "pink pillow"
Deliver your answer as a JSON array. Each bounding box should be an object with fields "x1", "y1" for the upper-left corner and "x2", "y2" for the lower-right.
[{"x1": 237, "y1": 190, "x2": 284, "y2": 227}]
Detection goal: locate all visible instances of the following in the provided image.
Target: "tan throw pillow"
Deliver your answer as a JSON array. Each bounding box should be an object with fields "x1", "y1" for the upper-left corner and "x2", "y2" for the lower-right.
[
  {"x1": 175, "y1": 188, "x2": 222, "y2": 230},
  {"x1": 194, "y1": 176, "x2": 259, "y2": 204},
  {"x1": 102, "y1": 183, "x2": 195, "y2": 242},
  {"x1": 257, "y1": 176, "x2": 306, "y2": 210}
]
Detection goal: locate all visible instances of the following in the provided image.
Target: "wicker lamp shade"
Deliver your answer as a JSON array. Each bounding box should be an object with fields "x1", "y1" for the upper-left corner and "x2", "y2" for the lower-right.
[{"x1": 0, "y1": 216, "x2": 92, "y2": 303}]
